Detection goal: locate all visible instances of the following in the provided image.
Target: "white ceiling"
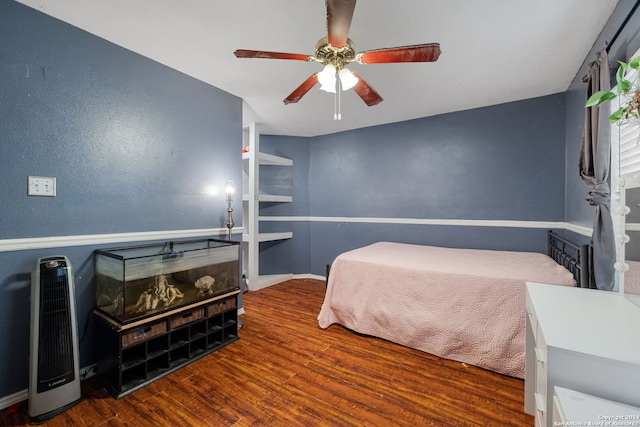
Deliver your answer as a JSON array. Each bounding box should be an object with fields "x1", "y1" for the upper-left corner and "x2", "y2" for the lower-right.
[{"x1": 17, "y1": 0, "x2": 619, "y2": 137}]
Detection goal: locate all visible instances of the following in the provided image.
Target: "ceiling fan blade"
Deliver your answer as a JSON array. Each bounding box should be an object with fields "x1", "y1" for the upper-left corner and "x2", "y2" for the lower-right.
[
  {"x1": 234, "y1": 49, "x2": 313, "y2": 61},
  {"x1": 326, "y1": 0, "x2": 356, "y2": 48},
  {"x1": 350, "y1": 72, "x2": 383, "y2": 106},
  {"x1": 356, "y1": 43, "x2": 441, "y2": 64},
  {"x1": 284, "y1": 74, "x2": 319, "y2": 105}
]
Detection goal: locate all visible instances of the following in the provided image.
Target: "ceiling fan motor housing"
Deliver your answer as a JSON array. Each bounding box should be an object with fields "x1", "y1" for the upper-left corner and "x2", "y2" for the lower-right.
[{"x1": 315, "y1": 37, "x2": 355, "y2": 69}]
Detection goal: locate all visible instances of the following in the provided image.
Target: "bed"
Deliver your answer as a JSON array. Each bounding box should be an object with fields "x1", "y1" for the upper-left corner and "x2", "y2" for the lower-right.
[{"x1": 317, "y1": 231, "x2": 586, "y2": 379}]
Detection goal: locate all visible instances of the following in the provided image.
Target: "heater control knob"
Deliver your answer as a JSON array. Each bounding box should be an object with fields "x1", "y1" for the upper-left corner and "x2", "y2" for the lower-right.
[{"x1": 45, "y1": 260, "x2": 60, "y2": 269}]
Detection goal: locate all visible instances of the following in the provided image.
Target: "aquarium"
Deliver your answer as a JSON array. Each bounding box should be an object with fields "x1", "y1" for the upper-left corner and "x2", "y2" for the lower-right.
[{"x1": 95, "y1": 239, "x2": 240, "y2": 324}]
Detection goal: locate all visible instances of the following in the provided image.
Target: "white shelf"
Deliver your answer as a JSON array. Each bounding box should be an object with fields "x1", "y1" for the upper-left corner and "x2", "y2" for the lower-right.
[
  {"x1": 242, "y1": 194, "x2": 293, "y2": 203},
  {"x1": 242, "y1": 123, "x2": 294, "y2": 292},
  {"x1": 248, "y1": 274, "x2": 294, "y2": 291},
  {"x1": 242, "y1": 232, "x2": 293, "y2": 243},
  {"x1": 242, "y1": 151, "x2": 292, "y2": 166}
]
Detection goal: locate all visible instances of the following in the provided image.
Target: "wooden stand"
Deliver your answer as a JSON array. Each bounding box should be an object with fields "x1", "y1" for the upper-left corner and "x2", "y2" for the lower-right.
[{"x1": 94, "y1": 291, "x2": 240, "y2": 399}]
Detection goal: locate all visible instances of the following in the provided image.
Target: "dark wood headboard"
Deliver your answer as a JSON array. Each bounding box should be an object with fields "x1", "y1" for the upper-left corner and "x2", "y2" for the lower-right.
[{"x1": 547, "y1": 230, "x2": 592, "y2": 288}]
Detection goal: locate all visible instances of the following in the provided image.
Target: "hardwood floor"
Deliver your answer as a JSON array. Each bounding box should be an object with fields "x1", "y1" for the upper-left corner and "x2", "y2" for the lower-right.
[{"x1": 0, "y1": 279, "x2": 533, "y2": 426}]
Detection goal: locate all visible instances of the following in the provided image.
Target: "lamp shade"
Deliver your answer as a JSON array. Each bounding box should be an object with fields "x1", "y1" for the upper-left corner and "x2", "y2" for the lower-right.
[
  {"x1": 318, "y1": 64, "x2": 337, "y2": 93},
  {"x1": 338, "y1": 68, "x2": 358, "y2": 90},
  {"x1": 224, "y1": 179, "x2": 235, "y2": 201}
]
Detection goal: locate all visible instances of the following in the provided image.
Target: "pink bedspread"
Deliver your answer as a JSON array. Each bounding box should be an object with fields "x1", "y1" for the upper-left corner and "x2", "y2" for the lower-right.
[{"x1": 317, "y1": 242, "x2": 576, "y2": 378}]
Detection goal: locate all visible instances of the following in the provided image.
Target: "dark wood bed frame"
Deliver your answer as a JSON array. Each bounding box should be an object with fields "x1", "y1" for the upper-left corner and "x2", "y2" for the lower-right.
[{"x1": 547, "y1": 230, "x2": 592, "y2": 288}]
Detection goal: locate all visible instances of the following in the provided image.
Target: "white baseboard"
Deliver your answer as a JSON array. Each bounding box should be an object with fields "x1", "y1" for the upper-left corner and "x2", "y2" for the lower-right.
[
  {"x1": 0, "y1": 389, "x2": 27, "y2": 411},
  {"x1": 293, "y1": 273, "x2": 326, "y2": 281},
  {"x1": 247, "y1": 273, "x2": 294, "y2": 291}
]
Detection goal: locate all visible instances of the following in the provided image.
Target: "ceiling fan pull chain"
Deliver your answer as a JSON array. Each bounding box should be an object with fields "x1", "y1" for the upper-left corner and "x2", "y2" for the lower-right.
[{"x1": 335, "y1": 71, "x2": 342, "y2": 120}]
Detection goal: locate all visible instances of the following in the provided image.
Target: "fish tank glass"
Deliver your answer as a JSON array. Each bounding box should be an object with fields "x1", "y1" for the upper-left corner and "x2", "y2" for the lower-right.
[{"x1": 95, "y1": 239, "x2": 240, "y2": 324}]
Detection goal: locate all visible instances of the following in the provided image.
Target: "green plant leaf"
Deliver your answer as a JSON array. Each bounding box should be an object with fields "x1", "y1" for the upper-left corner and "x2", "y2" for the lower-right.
[
  {"x1": 616, "y1": 63, "x2": 628, "y2": 86},
  {"x1": 620, "y1": 79, "x2": 633, "y2": 93},
  {"x1": 609, "y1": 106, "x2": 626, "y2": 123},
  {"x1": 585, "y1": 91, "x2": 617, "y2": 107},
  {"x1": 618, "y1": 60, "x2": 629, "y2": 73},
  {"x1": 630, "y1": 56, "x2": 640, "y2": 70}
]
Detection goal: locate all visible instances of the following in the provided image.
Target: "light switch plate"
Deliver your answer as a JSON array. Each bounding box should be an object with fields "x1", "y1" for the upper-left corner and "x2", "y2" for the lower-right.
[{"x1": 28, "y1": 176, "x2": 56, "y2": 197}]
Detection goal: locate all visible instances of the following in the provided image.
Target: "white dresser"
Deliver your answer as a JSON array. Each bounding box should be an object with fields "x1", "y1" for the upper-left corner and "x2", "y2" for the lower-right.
[
  {"x1": 553, "y1": 386, "x2": 640, "y2": 424},
  {"x1": 525, "y1": 282, "x2": 640, "y2": 427}
]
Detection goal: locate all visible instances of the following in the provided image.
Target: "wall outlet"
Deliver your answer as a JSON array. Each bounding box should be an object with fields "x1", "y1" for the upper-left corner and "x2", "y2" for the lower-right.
[{"x1": 28, "y1": 176, "x2": 56, "y2": 197}]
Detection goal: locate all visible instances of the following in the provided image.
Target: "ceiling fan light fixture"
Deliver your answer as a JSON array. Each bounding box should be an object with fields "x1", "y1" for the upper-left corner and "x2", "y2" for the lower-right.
[
  {"x1": 338, "y1": 68, "x2": 358, "y2": 91},
  {"x1": 318, "y1": 64, "x2": 337, "y2": 93},
  {"x1": 319, "y1": 83, "x2": 337, "y2": 93}
]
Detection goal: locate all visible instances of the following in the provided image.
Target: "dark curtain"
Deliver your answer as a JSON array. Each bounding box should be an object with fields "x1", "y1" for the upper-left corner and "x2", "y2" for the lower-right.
[{"x1": 580, "y1": 49, "x2": 616, "y2": 291}]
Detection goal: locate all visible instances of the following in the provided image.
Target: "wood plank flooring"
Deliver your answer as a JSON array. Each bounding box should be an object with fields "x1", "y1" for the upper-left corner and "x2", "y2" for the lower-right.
[{"x1": 0, "y1": 278, "x2": 533, "y2": 426}]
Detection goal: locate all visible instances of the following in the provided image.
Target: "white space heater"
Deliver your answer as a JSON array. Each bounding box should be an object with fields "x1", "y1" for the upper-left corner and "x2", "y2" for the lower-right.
[{"x1": 29, "y1": 256, "x2": 81, "y2": 424}]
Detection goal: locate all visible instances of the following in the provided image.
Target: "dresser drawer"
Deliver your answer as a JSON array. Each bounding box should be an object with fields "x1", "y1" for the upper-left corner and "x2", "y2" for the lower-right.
[
  {"x1": 534, "y1": 392, "x2": 546, "y2": 427},
  {"x1": 121, "y1": 321, "x2": 167, "y2": 348},
  {"x1": 554, "y1": 386, "x2": 640, "y2": 422},
  {"x1": 169, "y1": 307, "x2": 204, "y2": 330},
  {"x1": 553, "y1": 394, "x2": 565, "y2": 424},
  {"x1": 525, "y1": 294, "x2": 538, "y2": 340},
  {"x1": 534, "y1": 346, "x2": 547, "y2": 396},
  {"x1": 533, "y1": 308, "x2": 547, "y2": 395},
  {"x1": 207, "y1": 298, "x2": 236, "y2": 317}
]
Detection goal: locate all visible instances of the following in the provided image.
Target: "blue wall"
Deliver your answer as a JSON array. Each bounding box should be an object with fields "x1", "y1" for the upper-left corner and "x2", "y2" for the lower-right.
[
  {"x1": 309, "y1": 99, "x2": 565, "y2": 220},
  {"x1": 261, "y1": 94, "x2": 568, "y2": 276},
  {"x1": 0, "y1": 2, "x2": 242, "y2": 397}
]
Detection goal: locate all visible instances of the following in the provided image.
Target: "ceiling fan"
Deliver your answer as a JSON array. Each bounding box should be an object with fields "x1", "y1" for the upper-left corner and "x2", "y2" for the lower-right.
[{"x1": 234, "y1": 0, "x2": 441, "y2": 119}]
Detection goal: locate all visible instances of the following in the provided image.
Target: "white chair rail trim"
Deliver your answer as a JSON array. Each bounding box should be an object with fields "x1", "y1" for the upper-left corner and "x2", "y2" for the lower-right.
[
  {"x1": 0, "y1": 220, "x2": 592, "y2": 252},
  {"x1": 262, "y1": 216, "x2": 592, "y2": 236},
  {"x1": 0, "y1": 227, "x2": 243, "y2": 252}
]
